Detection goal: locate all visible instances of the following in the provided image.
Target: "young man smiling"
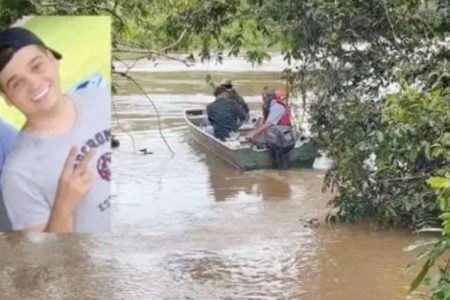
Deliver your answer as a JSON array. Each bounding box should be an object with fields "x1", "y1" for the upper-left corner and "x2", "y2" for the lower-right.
[{"x1": 0, "y1": 27, "x2": 111, "y2": 233}]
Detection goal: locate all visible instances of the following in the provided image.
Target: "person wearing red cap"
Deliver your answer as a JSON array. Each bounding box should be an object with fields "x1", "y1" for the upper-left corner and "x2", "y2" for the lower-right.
[
  {"x1": 246, "y1": 86, "x2": 294, "y2": 168},
  {"x1": 0, "y1": 27, "x2": 111, "y2": 233},
  {"x1": 275, "y1": 89, "x2": 287, "y2": 103},
  {"x1": 246, "y1": 87, "x2": 291, "y2": 141}
]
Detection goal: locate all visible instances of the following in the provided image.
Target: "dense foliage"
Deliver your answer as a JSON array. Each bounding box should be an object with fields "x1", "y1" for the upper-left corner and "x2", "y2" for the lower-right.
[
  {"x1": 0, "y1": 0, "x2": 34, "y2": 29},
  {"x1": 409, "y1": 175, "x2": 450, "y2": 298},
  {"x1": 327, "y1": 81, "x2": 448, "y2": 225}
]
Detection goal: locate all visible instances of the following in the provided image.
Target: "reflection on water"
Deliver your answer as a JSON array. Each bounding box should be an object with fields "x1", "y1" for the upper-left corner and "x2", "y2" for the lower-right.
[
  {"x1": 0, "y1": 233, "x2": 115, "y2": 299},
  {"x1": 0, "y1": 65, "x2": 428, "y2": 299},
  {"x1": 189, "y1": 140, "x2": 293, "y2": 202}
]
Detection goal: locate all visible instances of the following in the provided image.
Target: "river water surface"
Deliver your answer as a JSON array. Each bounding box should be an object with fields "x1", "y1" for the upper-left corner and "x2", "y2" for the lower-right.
[{"x1": 0, "y1": 57, "x2": 427, "y2": 300}]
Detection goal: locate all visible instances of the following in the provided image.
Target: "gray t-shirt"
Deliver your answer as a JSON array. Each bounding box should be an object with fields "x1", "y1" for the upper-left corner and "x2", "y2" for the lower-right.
[
  {"x1": 267, "y1": 100, "x2": 286, "y2": 125},
  {"x1": 1, "y1": 85, "x2": 111, "y2": 232}
]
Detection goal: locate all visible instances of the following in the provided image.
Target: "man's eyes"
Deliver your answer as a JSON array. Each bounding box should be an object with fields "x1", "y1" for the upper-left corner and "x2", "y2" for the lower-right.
[
  {"x1": 9, "y1": 61, "x2": 45, "y2": 90},
  {"x1": 32, "y1": 62, "x2": 43, "y2": 72}
]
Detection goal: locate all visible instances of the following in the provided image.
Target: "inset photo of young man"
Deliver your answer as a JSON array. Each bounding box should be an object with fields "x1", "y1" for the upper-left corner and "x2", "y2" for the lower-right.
[{"x1": 0, "y1": 16, "x2": 111, "y2": 233}]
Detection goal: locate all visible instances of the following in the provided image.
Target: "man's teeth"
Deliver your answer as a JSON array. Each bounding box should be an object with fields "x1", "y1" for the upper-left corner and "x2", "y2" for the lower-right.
[{"x1": 33, "y1": 86, "x2": 50, "y2": 102}]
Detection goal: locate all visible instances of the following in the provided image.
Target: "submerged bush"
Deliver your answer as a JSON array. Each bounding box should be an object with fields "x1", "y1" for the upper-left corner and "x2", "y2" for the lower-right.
[{"x1": 321, "y1": 82, "x2": 449, "y2": 229}]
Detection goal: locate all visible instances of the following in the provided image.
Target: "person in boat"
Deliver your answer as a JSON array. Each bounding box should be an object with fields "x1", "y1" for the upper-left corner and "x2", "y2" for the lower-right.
[
  {"x1": 220, "y1": 78, "x2": 249, "y2": 122},
  {"x1": 0, "y1": 119, "x2": 17, "y2": 230},
  {"x1": 246, "y1": 86, "x2": 295, "y2": 169},
  {"x1": 0, "y1": 27, "x2": 111, "y2": 233},
  {"x1": 206, "y1": 85, "x2": 247, "y2": 141}
]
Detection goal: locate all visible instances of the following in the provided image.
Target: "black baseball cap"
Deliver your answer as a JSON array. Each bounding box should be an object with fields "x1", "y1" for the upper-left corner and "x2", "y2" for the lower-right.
[{"x1": 0, "y1": 27, "x2": 62, "y2": 73}]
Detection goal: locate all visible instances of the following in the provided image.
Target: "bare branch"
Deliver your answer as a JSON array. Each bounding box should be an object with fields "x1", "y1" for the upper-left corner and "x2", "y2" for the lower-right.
[
  {"x1": 112, "y1": 68, "x2": 175, "y2": 157},
  {"x1": 113, "y1": 54, "x2": 148, "y2": 74},
  {"x1": 381, "y1": 0, "x2": 403, "y2": 54},
  {"x1": 114, "y1": 46, "x2": 194, "y2": 67},
  {"x1": 160, "y1": 29, "x2": 189, "y2": 53},
  {"x1": 383, "y1": 174, "x2": 430, "y2": 183}
]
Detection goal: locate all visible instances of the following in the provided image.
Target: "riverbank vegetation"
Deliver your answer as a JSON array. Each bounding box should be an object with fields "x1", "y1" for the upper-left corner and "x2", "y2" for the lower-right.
[{"x1": 1, "y1": 0, "x2": 449, "y2": 296}]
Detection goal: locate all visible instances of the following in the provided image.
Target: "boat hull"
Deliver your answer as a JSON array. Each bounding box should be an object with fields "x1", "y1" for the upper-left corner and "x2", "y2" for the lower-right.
[{"x1": 184, "y1": 109, "x2": 317, "y2": 170}]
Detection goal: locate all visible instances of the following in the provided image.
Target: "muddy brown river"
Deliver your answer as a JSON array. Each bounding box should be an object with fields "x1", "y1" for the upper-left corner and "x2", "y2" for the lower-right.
[{"x1": 0, "y1": 58, "x2": 428, "y2": 299}]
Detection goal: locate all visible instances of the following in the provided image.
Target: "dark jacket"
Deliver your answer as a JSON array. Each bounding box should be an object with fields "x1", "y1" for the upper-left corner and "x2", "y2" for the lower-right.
[
  {"x1": 228, "y1": 89, "x2": 249, "y2": 117},
  {"x1": 207, "y1": 97, "x2": 246, "y2": 140}
]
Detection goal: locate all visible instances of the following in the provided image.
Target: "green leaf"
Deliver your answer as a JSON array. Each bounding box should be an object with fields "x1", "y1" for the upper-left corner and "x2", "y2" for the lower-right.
[
  {"x1": 427, "y1": 177, "x2": 450, "y2": 189},
  {"x1": 410, "y1": 260, "x2": 431, "y2": 292}
]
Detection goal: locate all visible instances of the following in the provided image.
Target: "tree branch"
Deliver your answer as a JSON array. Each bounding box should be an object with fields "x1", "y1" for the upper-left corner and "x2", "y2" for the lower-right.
[
  {"x1": 114, "y1": 54, "x2": 148, "y2": 74},
  {"x1": 112, "y1": 68, "x2": 175, "y2": 157},
  {"x1": 160, "y1": 29, "x2": 189, "y2": 53},
  {"x1": 383, "y1": 174, "x2": 430, "y2": 183},
  {"x1": 114, "y1": 46, "x2": 194, "y2": 67},
  {"x1": 381, "y1": 0, "x2": 403, "y2": 54}
]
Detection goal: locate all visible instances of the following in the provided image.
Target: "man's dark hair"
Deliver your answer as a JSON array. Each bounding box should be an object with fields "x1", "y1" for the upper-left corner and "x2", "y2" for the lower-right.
[
  {"x1": 262, "y1": 86, "x2": 276, "y2": 99},
  {"x1": 0, "y1": 27, "x2": 62, "y2": 75},
  {"x1": 213, "y1": 85, "x2": 228, "y2": 97},
  {"x1": 0, "y1": 47, "x2": 13, "y2": 92}
]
